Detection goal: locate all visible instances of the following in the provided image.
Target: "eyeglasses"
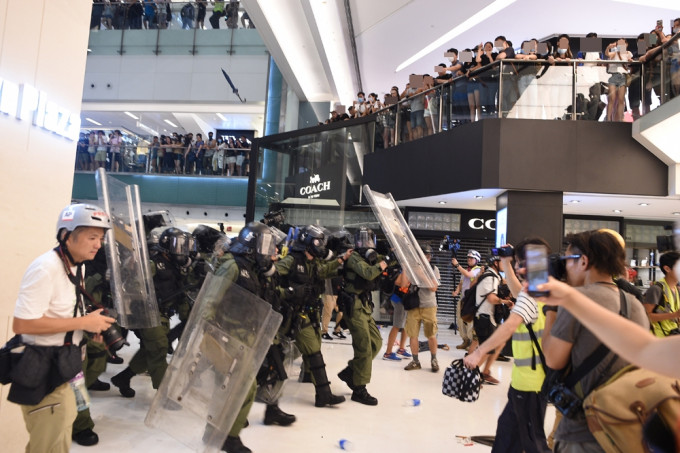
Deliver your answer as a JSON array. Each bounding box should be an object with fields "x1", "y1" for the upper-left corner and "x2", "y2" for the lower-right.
[{"x1": 560, "y1": 254, "x2": 582, "y2": 261}]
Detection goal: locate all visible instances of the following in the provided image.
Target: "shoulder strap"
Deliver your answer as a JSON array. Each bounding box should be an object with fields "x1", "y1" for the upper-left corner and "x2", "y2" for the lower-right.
[{"x1": 474, "y1": 272, "x2": 499, "y2": 309}]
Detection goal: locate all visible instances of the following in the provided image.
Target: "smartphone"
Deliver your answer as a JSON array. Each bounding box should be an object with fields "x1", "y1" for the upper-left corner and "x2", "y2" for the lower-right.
[
  {"x1": 526, "y1": 244, "x2": 550, "y2": 297},
  {"x1": 657, "y1": 19, "x2": 663, "y2": 28}
]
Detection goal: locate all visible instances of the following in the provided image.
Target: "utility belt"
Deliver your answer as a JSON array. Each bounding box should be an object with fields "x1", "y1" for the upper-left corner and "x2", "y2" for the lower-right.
[{"x1": 1, "y1": 336, "x2": 85, "y2": 406}]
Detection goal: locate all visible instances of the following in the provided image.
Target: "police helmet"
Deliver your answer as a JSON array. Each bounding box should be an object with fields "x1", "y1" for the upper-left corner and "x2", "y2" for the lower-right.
[
  {"x1": 57, "y1": 203, "x2": 111, "y2": 241},
  {"x1": 192, "y1": 224, "x2": 225, "y2": 254},
  {"x1": 355, "y1": 227, "x2": 376, "y2": 249},
  {"x1": 159, "y1": 227, "x2": 197, "y2": 266},
  {"x1": 296, "y1": 225, "x2": 327, "y2": 258},
  {"x1": 326, "y1": 229, "x2": 354, "y2": 256},
  {"x1": 467, "y1": 250, "x2": 482, "y2": 262},
  {"x1": 230, "y1": 222, "x2": 276, "y2": 262}
]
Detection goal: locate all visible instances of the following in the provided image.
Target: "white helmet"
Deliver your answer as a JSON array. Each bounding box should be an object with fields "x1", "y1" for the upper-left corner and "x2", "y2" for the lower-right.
[
  {"x1": 467, "y1": 250, "x2": 481, "y2": 262},
  {"x1": 57, "y1": 203, "x2": 111, "y2": 238}
]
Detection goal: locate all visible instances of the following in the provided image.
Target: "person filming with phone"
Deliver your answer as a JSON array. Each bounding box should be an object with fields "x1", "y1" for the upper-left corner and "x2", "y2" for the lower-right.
[
  {"x1": 540, "y1": 229, "x2": 648, "y2": 452},
  {"x1": 464, "y1": 239, "x2": 553, "y2": 453}
]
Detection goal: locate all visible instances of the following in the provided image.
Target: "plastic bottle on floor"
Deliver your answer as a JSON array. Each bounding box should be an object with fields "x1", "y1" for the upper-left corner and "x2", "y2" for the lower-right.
[
  {"x1": 339, "y1": 439, "x2": 354, "y2": 450},
  {"x1": 403, "y1": 398, "x2": 421, "y2": 407}
]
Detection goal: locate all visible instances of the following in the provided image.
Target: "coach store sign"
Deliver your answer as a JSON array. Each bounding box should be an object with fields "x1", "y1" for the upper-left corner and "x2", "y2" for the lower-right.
[
  {"x1": 0, "y1": 77, "x2": 80, "y2": 141},
  {"x1": 284, "y1": 165, "x2": 358, "y2": 206}
]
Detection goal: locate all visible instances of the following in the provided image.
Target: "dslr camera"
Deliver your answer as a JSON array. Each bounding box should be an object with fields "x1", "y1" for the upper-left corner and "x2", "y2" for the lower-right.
[
  {"x1": 491, "y1": 245, "x2": 514, "y2": 257},
  {"x1": 88, "y1": 306, "x2": 128, "y2": 352},
  {"x1": 547, "y1": 382, "x2": 584, "y2": 418}
]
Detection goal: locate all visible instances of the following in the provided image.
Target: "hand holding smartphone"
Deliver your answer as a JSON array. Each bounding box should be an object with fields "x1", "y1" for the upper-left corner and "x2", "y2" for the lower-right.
[{"x1": 526, "y1": 244, "x2": 550, "y2": 297}]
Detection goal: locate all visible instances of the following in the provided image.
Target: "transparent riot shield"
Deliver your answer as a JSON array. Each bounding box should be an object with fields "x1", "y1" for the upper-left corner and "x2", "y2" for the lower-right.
[
  {"x1": 363, "y1": 185, "x2": 439, "y2": 288},
  {"x1": 145, "y1": 274, "x2": 282, "y2": 453},
  {"x1": 95, "y1": 169, "x2": 161, "y2": 329}
]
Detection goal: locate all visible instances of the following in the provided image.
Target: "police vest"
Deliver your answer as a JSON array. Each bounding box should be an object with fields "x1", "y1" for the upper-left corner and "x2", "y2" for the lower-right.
[
  {"x1": 343, "y1": 251, "x2": 380, "y2": 294},
  {"x1": 510, "y1": 301, "x2": 547, "y2": 392},
  {"x1": 151, "y1": 250, "x2": 183, "y2": 310},
  {"x1": 650, "y1": 278, "x2": 680, "y2": 337},
  {"x1": 232, "y1": 254, "x2": 264, "y2": 298}
]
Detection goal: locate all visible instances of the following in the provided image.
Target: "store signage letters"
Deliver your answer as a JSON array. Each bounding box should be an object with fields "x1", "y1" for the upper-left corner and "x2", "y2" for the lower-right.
[{"x1": 0, "y1": 77, "x2": 80, "y2": 141}]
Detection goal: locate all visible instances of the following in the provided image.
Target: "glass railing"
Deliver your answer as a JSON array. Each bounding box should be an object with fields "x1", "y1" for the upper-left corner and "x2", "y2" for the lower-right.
[
  {"x1": 74, "y1": 144, "x2": 251, "y2": 177},
  {"x1": 87, "y1": 2, "x2": 264, "y2": 56}
]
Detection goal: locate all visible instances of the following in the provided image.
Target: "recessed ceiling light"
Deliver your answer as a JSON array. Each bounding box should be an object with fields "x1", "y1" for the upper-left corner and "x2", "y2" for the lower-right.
[
  {"x1": 164, "y1": 119, "x2": 178, "y2": 128},
  {"x1": 438, "y1": 201, "x2": 446, "y2": 205},
  {"x1": 613, "y1": 209, "x2": 622, "y2": 213},
  {"x1": 570, "y1": 200, "x2": 580, "y2": 204},
  {"x1": 85, "y1": 117, "x2": 102, "y2": 126},
  {"x1": 474, "y1": 195, "x2": 484, "y2": 199},
  {"x1": 639, "y1": 203, "x2": 649, "y2": 206},
  {"x1": 673, "y1": 212, "x2": 680, "y2": 216},
  {"x1": 124, "y1": 111, "x2": 139, "y2": 120}
]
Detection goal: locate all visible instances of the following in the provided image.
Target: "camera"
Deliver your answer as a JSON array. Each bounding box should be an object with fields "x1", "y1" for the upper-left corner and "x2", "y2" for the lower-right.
[
  {"x1": 547, "y1": 383, "x2": 584, "y2": 418},
  {"x1": 548, "y1": 253, "x2": 566, "y2": 280},
  {"x1": 491, "y1": 245, "x2": 514, "y2": 257},
  {"x1": 89, "y1": 307, "x2": 128, "y2": 352},
  {"x1": 438, "y1": 235, "x2": 460, "y2": 255}
]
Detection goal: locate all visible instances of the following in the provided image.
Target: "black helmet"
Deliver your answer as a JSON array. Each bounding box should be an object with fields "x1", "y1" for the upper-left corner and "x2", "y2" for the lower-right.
[
  {"x1": 326, "y1": 229, "x2": 354, "y2": 256},
  {"x1": 355, "y1": 227, "x2": 376, "y2": 249},
  {"x1": 159, "y1": 227, "x2": 197, "y2": 267},
  {"x1": 229, "y1": 222, "x2": 277, "y2": 270},
  {"x1": 296, "y1": 225, "x2": 327, "y2": 258},
  {"x1": 486, "y1": 254, "x2": 501, "y2": 266},
  {"x1": 192, "y1": 225, "x2": 225, "y2": 254}
]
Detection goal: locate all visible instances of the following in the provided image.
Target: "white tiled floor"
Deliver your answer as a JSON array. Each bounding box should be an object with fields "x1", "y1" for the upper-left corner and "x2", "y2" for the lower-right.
[{"x1": 73, "y1": 325, "x2": 556, "y2": 453}]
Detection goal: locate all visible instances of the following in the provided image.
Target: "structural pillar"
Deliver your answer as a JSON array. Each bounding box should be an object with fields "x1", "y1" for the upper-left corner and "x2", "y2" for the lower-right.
[{"x1": 496, "y1": 191, "x2": 564, "y2": 253}]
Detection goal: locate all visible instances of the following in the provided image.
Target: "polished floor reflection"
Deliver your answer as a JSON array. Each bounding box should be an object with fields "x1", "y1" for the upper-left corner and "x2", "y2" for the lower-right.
[{"x1": 73, "y1": 324, "x2": 556, "y2": 452}]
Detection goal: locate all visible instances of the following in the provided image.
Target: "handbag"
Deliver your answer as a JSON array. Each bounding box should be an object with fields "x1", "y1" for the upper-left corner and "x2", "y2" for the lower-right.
[{"x1": 442, "y1": 359, "x2": 482, "y2": 402}]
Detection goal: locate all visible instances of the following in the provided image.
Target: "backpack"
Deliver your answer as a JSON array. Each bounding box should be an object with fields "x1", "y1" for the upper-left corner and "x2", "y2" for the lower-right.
[
  {"x1": 460, "y1": 271, "x2": 498, "y2": 323},
  {"x1": 181, "y1": 3, "x2": 194, "y2": 19}
]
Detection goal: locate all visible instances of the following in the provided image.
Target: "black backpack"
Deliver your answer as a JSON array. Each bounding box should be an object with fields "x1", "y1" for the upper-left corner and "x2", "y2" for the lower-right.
[{"x1": 460, "y1": 271, "x2": 498, "y2": 323}]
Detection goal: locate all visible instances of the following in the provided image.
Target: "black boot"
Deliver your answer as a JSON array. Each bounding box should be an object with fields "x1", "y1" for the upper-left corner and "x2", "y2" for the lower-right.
[
  {"x1": 111, "y1": 367, "x2": 136, "y2": 398},
  {"x1": 222, "y1": 436, "x2": 252, "y2": 453},
  {"x1": 337, "y1": 366, "x2": 356, "y2": 391},
  {"x1": 309, "y1": 351, "x2": 345, "y2": 407},
  {"x1": 299, "y1": 370, "x2": 312, "y2": 383},
  {"x1": 264, "y1": 403, "x2": 296, "y2": 426},
  {"x1": 351, "y1": 385, "x2": 378, "y2": 406},
  {"x1": 72, "y1": 428, "x2": 99, "y2": 446}
]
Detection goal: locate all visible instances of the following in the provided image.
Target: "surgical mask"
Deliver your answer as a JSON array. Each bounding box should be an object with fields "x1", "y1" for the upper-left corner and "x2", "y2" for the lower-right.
[
  {"x1": 357, "y1": 97, "x2": 364, "y2": 103},
  {"x1": 447, "y1": 56, "x2": 455, "y2": 63},
  {"x1": 558, "y1": 48, "x2": 567, "y2": 55}
]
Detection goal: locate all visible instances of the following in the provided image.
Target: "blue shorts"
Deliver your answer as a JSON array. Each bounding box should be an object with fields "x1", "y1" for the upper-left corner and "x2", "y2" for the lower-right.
[
  {"x1": 608, "y1": 73, "x2": 627, "y2": 88},
  {"x1": 410, "y1": 110, "x2": 425, "y2": 128}
]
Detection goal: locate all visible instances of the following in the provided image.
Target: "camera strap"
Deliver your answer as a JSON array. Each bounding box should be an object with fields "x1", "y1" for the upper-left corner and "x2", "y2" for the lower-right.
[{"x1": 55, "y1": 247, "x2": 89, "y2": 346}]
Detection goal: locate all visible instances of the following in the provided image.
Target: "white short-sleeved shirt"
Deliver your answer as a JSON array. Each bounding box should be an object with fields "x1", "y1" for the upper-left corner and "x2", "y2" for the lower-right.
[
  {"x1": 14, "y1": 250, "x2": 84, "y2": 346},
  {"x1": 475, "y1": 269, "x2": 500, "y2": 324}
]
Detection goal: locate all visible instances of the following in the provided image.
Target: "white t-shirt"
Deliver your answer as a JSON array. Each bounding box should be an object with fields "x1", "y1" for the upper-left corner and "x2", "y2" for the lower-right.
[
  {"x1": 608, "y1": 50, "x2": 632, "y2": 74},
  {"x1": 475, "y1": 269, "x2": 500, "y2": 325},
  {"x1": 14, "y1": 250, "x2": 84, "y2": 346}
]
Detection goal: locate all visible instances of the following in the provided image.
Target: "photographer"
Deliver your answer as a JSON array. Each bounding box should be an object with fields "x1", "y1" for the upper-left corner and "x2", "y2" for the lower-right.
[
  {"x1": 451, "y1": 250, "x2": 482, "y2": 349},
  {"x1": 464, "y1": 239, "x2": 552, "y2": 453},
  {"x1": 12, "y1": 204, "x2": 115, "y2": 452},
  {"x1": 541, "y1": 229, "x2": 648, "y2": 452}
]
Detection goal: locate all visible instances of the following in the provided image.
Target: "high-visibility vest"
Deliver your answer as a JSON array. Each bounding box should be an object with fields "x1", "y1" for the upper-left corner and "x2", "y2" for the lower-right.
[
  {"x1": 649, "y1": 278, "x2": 680, "y2": 337},
  {"x1": 510, "y1": 302, "x2": 547, "y2": 392}
]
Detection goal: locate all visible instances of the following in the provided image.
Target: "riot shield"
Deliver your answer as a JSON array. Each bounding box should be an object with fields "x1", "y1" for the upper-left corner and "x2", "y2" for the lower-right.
[
  {"x1": 145, "y1": 274, "x2": 282, "y2": 453},
  {"x1": 363, "y1": 185, "x2": 439, "y2": 288},
  {"x1": 95, "y1": 169, "x2": 161, "y2": 329}
]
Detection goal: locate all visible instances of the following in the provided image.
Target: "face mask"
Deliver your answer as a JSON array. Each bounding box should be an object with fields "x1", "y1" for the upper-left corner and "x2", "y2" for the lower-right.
[
  {"x1": 558, "y1": 48, "x2": 567, "y2": 55},
  {"x1": 447, "y1": 56, "x2": 455, "y2": 63},
  {"x1": 357, "y1": 97, "x2": 364, "y2": 103}
]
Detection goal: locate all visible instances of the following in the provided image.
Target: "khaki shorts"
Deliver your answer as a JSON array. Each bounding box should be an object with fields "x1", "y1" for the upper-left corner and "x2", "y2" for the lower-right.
[{"x1": 405, "y1": 306, "x2": 438, "y2": 338}]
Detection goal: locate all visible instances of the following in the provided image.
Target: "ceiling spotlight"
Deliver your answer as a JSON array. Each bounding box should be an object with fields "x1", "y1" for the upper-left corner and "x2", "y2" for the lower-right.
[
  {"x1": 638, "y1": 203, "x2": 649, "y2": 206},
  {"x1": 570, "y1": 200, "x2": 581, "y2": 204},
  {"x1": 613, "y1": 209, "x2": 622, "y2": 213},
  {"x1": 438, "y1": 201, "x2": 446, "y2": 205},
  {"x1": 673, "y1": 212, "x2": 680, "y2": 216},
  {"x1": 474, "y1": 195, "x2": 484, "y2": 199}
]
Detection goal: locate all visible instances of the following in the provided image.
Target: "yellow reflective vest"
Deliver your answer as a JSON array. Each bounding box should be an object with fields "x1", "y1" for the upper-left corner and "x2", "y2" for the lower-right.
[
  {"x1": 510, "y1": 302, "x2": 547, "y2": 392},
  {"x1": 649, "y1": 279, "x2": 680, "y2": 337}
]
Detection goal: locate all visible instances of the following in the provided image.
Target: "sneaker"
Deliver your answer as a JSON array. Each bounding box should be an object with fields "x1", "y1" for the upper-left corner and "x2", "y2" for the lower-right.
[
  {"x1": 496, "y1": 355, "x2": 511, "y2": 362},
  {"x1": 382, "y1": 352, "x2": 402, "y2": 361},
  {"x1": 456, "y1": 339, "x2": 471, "y2": 350},
  {"x1": 431, "y1": 358, "x2": 439, "y2": 372},
  {"x1": 321, "y1": 332, "x2": 333, "y2": 341},
  {"x1": 404, "y1": 360, "x2": 421, "y2": 371},
  {"x1": 397, "y1": 348, "x2": 412, "y2": 358},
  {"x1": 482, "y1": 373, "x2": 499, "y2": 385},
  {"x1": 333, "y1": 330, "x2": 346, "y2": 339}
]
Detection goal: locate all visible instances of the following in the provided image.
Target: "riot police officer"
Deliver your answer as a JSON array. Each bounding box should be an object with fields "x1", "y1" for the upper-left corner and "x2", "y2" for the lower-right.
[
  {"x1": 111, "y1": 227, "x2": 196, "y2": 397},
  {"x1": 337, "y1": 227, "x2": 387, "y2": 405},
  {"x1": 215, "y1": 222, "x2": 293, "y2": 453},
  {"x1": 275, "y1": 225, "x2": 350, "y2": 407}
]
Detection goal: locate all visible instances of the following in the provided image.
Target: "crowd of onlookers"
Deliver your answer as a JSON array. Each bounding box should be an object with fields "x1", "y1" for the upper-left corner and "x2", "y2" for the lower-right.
[
  {"x1": 327, "y1": 18, "x2": 680, "y2": 147},
  {"x1": 76, "y1": 130, "x2": 252, "y2": 177},
  {"x1": 90, "y1": 0, "x2": 254, "y2": 31}
]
